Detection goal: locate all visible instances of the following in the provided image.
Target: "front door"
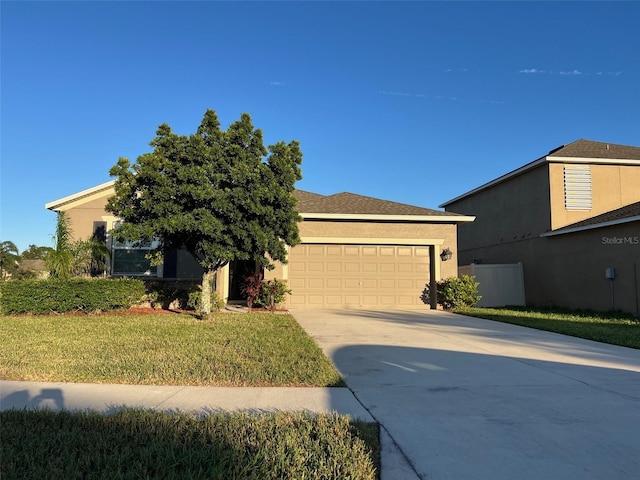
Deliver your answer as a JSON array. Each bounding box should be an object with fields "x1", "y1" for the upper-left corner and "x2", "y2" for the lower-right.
[{"x1": 227, "y1": 259, "x2": 259, "y2": 301}]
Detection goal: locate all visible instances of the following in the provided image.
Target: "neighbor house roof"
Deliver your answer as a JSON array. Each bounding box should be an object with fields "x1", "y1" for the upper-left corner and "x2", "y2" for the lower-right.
[
  {"x1": 547, "y1": 139, "x2": 640, "y2": 161},
  {"x1": 440, "y1": 139, "x2": 640, "y2": 207},
  {"x1": 47, "y1": 181, "x2": 474, "y2": 223},
  {"x1": 541, "y1": 201, "x2": 640, "y2": 237}
]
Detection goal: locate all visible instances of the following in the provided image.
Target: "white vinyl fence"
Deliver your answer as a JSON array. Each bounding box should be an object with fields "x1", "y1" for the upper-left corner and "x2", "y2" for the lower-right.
[{"x1": 459, "y1": 263, "x2": 525, "y2": 307}]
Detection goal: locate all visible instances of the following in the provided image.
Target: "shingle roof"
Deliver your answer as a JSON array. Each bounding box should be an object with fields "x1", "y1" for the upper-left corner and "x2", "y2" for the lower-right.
[
  {"x1": 295, "y1": 190, "x2": 461, "y2": 216},
  {"x1": 47, "y1": 182, "x2": 466, "y2": 219},
  {"x1": 441, "y1": 139, "x2": 640, "y2": 208},
  {"x1": 548, "y1": 139, "x2": 640, "y2": 160},
  {"x1": 555, "y1": 201, "x2": 640, "y2": 231}
]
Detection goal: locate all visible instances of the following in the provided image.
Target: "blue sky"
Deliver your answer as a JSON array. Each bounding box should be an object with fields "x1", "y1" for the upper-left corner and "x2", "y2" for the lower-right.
[{"x1": 2, "y1": 1, "x2": 639, "y2": 252}]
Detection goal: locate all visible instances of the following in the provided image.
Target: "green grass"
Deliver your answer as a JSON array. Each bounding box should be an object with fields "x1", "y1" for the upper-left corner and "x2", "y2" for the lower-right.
[
  {"x1": 0, "y1": 312, "x2": 344, "y2": 386},
  {"x1": 1, "y1": 408, "x2": 379, "y2": 480},
  {"x1": 457, "y1": 306, "x2": 640, "y2": 349}
]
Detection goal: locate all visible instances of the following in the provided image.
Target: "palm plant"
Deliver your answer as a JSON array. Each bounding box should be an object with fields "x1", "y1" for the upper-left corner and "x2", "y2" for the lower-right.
[
  {"x1": 46, "y1": 212, "x2": 74, "y2": 279},
  {"x1": 0, "y1": 240, "x2": 20, "y2": 280}
]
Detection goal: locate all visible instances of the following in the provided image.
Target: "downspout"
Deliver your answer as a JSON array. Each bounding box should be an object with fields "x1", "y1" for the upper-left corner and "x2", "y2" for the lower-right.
[
  {"x1": 635, "y1": 262, "x2": 639, "y2": 318},
  {"x1": 429, "y1": 245, "x2": 437, "y2": 309}
]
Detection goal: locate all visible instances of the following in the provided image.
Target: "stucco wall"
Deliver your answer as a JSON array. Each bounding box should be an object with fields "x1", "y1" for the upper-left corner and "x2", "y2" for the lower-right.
[
  {"x1": 57, "y1": 192, "x2": 117, "y2": 241},
  {"x1": 445, "y1": 163, "x2": 551, "y2": 264},
  {"x1": 549, "y1": 163, "x2": 640, "y2": 230},
  {"x1": 453, "y1": 223, "x2": 640, "y2": 315},
  {"x1": 542, "y1": 223, "x2": 639, "y2": 315}
]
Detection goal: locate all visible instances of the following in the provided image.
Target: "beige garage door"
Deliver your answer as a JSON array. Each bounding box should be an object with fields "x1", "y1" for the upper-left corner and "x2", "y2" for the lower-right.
[{"x1": 287, "y1": 244, "x2": 430, "y2": 308}]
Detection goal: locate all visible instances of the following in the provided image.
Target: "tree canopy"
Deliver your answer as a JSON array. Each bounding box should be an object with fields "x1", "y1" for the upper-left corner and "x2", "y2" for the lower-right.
[{"x1": 106, "y1": 109, "x2": 303, "y2": 314}]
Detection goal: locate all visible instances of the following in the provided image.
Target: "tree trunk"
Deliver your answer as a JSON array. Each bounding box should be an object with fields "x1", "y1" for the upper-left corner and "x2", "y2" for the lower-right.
[{"x1": 201, "y1": 269, "x2": 215, "y2": 317}]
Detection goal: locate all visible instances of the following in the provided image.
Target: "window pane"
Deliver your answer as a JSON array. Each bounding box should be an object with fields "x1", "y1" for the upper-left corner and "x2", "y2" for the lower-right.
[{"x1": 112, "y1": 249, "x2": 157, "y2": 276}]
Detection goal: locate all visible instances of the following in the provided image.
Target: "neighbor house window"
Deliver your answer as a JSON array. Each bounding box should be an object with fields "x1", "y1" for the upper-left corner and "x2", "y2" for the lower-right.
[
  {"x1": 111, "y1": 222, "x2": 159, "y2": 276},
  {"x1": 564, "y1": 165, "x2": 592, "y2": 210}
]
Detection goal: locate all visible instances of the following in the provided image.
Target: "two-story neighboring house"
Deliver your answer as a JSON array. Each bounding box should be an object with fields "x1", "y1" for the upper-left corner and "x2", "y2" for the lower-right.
[
  {"x1": 441, "y1": 139, "x2": 640, "y2": 316},
  {"x1": 46, "y1": 184, "x2": 474, "y2": 309}
]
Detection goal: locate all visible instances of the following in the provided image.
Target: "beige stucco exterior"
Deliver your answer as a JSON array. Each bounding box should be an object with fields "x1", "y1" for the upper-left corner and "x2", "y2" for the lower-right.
[
  {"x1": 52, "y1": 191, "x2": 119, "y2": 242},
  {"x1": 442, "y1": 149, "x2": 640, "y2": 316},
  {"x1": 549, "y1": 163, "x2": 640, "y2": 230}
]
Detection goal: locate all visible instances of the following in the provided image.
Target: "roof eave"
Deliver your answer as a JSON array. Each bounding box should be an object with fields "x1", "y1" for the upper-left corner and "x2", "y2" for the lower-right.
[
  {"x1": 299, "y1": 212, "x2": 476, "y2": 223},
  {"x1": 45, "y1": 180, "x2": 116, "y2": 211},
  {"x1": 540, "y1": 216, "x2": 640, "y2": 237},
  {"x1": 546, "y1": 156, "x2": 640, "y2": 166}
]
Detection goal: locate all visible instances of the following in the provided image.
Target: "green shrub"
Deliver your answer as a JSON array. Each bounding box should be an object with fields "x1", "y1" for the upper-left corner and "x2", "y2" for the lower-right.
[
  {"x1": 422, "y1": 275, "x2": 481, "y2": 310},
  {"x1": 0, "y1": 278, "x2": 146, "y2": 315},
  {"x1": 257, "y1": 279, "x2": 291, "y2": 310},
  {"x1": 144, "y1": 286, "x2": 190, "y2": 310},
  {"x1": 187, "y1": 288, "x2": 225, "y2": 313}
]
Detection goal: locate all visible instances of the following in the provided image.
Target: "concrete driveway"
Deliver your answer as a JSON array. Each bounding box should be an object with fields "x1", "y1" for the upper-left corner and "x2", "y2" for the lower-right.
[{"x1": 291, "y1": 308, "x2": 640, "y2": 480}]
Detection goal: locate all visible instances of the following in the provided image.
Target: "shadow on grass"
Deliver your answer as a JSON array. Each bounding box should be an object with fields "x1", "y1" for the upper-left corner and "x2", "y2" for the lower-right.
[{"x1": 0, "y1": 407, "x2": 379, "y2": 480}]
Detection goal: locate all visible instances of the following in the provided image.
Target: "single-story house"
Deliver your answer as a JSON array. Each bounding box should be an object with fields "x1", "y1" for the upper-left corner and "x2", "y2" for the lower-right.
[
  {"x1": 46, "y1": 183, "x2": 474, "y2": 309},
  {"x1": 440, "y1": 139, "x2": 640, "y2": 315}
]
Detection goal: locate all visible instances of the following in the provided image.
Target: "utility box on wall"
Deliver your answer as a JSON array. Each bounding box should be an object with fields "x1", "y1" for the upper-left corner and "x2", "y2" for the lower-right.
[{"x1": 459, "y1": 263, "x2": 526, "y2": 307}]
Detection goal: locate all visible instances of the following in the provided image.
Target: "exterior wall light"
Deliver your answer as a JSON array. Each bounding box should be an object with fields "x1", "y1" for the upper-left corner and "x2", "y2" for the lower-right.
[{"x1": 440, "y1": 248, "x2": 453, "y2": 262}]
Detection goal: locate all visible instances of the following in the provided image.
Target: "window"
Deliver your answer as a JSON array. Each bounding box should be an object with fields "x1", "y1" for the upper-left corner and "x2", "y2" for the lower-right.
[{"x1": 111, "y1": 222, "x2": 159, "y2": 276}]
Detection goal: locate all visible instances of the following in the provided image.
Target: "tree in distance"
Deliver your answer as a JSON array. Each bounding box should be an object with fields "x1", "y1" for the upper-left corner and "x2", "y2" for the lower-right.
[{"x1": 106, "y1": 109, "x2": 302, "y2": 316}]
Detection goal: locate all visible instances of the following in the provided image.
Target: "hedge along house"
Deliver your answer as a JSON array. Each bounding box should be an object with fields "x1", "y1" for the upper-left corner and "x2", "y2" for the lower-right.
[
  {"x1": 440, "y1": 139, "x2": 640, "y2": 316},
  {"x1": 46, "y1": 183, "x2": 474, "y2": 309}
]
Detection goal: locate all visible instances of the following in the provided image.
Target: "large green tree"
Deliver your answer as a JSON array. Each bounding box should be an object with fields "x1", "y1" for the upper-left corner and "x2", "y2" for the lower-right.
[{"x1": 106, "y1": 109, "x2": 302, "y2": 315}]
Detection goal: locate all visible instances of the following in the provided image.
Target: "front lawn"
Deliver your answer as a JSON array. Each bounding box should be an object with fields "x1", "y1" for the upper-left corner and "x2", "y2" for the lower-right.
[
  {"x1": 1, "y1": 408, "x2": 379, "y2": 480},
  {"x1": 0, "y1": 312, "x2": 344, "y2": 386},
  {"x1": 457, "y1": 307, "x2": 640, "y2": 349}
]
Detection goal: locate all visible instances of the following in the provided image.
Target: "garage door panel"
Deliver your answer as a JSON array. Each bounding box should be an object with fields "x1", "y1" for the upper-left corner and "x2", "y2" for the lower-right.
[
  {"x1": 288, "y1": 244, "x2": 430, "y2": 308},
  {"x1": 362, "y1": 295, "x2": 378, "y2": 305},
  {"x1": 362, "y1": 279, "x2": 377, "y2": 289},
  {"x1": 397, "y1": 263, "x2": 413, "y2": 273},
  {"x1": 345, "y1": 295, "x2": 360, "y2": 305},
  {"x1": 380, "y1": 263, "x2": 395, "y2": 273},
  {"x1": 344, "y1": 263, "x2": 360, "y2": 272},
  {"x1": 344, "y1": 279, "x2": 361, "y2": 289},
  {"x1": 416, "y1": 264, "x2": 429, "y2": 273},
  {"x1": 380, "y1": 279, "x2": 395, "y2": 289},
  {"x1": 326, "y1": 295, "x2": 343, "y2": 305}
]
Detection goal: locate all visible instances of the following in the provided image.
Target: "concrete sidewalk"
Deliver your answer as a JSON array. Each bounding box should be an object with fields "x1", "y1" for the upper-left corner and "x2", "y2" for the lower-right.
[{"x1": 0, "y1": 380, "x2": 372, "y2": 420}]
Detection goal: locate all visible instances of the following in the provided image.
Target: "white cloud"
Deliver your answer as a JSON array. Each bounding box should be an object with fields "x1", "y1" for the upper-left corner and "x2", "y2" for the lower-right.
[
  {"x1": 377, "y1": 90, "x2": 412, "y2": 97},
  {"x1": 560, "y1": 70, "x2": 585, "y2": 76},
  {"x1": 270, "y1": 81, "x2": 286, "y2": 86},
  {"x1": 519, "y1": 68, "x2": 545, "y2": 74}
]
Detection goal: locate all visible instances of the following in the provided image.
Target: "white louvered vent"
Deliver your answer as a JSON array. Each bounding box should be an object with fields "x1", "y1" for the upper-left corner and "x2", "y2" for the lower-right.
[{"x1": 564, "y1": 165, "x2": 592, "y2": 210}]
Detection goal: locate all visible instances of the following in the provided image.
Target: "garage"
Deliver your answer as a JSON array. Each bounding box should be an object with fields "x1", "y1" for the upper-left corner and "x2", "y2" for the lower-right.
[{"x1": 287, "y1": 243, "x2": 431, "y2": 307}]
